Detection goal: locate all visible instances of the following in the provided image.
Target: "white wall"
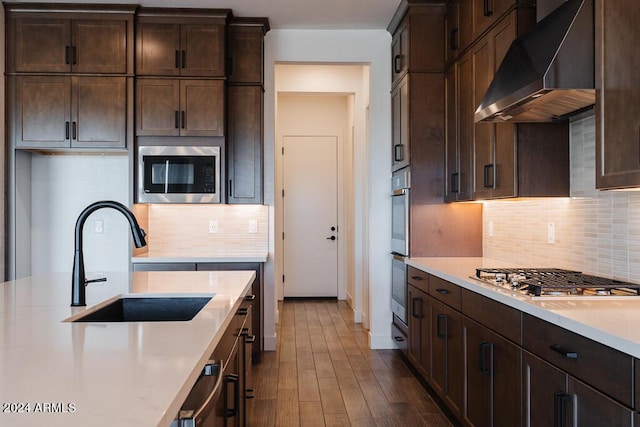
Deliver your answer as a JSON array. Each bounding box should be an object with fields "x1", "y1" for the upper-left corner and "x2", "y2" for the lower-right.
[
  {"x1": 25, "y1": 154, "x2": 130, "y2": 277},
  {"x1": 264, "y1": 29, "x2": 393, "y2": 349},
  {"x1": 484, "y1": 114, "x2": 640, "y2": 283}
]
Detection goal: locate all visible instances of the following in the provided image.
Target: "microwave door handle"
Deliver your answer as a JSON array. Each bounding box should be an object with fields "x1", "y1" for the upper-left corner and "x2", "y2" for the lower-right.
[{"x1": 164, "y1": 160, "x2": 169, "y2": 194}]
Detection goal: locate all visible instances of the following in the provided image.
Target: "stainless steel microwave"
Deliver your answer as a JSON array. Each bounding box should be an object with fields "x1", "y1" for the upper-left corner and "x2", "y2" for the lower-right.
[{"x1": 137, "y1": 146, "x2": 221, "y2": 203}]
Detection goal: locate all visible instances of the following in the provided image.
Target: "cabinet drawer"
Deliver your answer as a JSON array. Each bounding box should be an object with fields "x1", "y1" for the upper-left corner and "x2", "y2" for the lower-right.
[
  {"x1": 523, "y1": 314, "x2": 633, "y2": 407},
  {"x1": 407, "y1": 266, "x2": 428, "y2": 292},
  {"x1": 461, "y1": 289, "x2": 521, "y2": 344},
  {"x1": 428, "y1": 275, "x2": 461, "y2": 311}
]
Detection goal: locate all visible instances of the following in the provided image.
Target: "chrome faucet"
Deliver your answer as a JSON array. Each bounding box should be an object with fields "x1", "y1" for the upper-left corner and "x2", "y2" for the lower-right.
[{"x1": 71, "y1": 200, "x2": 147, "y2": 306}]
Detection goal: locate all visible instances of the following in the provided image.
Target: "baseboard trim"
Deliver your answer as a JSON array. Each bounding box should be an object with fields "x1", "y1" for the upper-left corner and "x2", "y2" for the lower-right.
[
  {"x1": 368, "y1": 332, "x2": 397, "y2": 349},
  {"x1": 264, "y1": 334, "x2": 277, "y2": 351}
]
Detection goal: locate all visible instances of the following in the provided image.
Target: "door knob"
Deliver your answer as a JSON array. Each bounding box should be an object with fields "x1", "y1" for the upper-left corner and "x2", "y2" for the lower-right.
[
  {"x1": 330, "y1": 226, "x2": 336, "y2": 231},
  {"x1": 326, "y1": 236, "x2": 336, "y2": 241}
]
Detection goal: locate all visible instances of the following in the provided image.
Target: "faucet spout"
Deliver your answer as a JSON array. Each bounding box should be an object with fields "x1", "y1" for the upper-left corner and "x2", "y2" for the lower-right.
[{"x1": 71, "y1": 200, "x2": 147, "y2": 306}]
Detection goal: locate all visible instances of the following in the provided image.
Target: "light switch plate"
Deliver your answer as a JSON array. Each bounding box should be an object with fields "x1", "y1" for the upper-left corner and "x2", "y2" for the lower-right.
[{"x1": 249, "y1": 220, "x2": 258, "y2": 234}]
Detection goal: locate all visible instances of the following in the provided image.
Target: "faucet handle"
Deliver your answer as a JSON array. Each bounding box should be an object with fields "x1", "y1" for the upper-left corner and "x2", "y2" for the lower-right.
[{"x1": 85, "y1": 277, "x2": 107, "y2": 286}]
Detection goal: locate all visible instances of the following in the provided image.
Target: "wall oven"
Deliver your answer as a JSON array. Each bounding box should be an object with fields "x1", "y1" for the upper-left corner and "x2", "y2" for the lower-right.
[
  {"x1": 137, "y1": 146, "x2": 221, "y2": 203},
  {"x1": 391, "y1": 168, "x2": 410, "y2": 324}
]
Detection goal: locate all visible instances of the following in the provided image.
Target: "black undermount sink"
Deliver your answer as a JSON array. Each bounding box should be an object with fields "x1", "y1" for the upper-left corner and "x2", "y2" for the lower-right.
[{"x1": 73, "y1": 296, "x2": 213, "y2": 322}]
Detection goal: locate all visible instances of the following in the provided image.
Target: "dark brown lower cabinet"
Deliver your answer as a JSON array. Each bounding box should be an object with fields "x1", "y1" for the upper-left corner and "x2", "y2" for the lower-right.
[
  {"x1": 463, "y1": 318, "x2": 520, "y2": 427},
  {"x1": 407, "y1": 284, "x2": 430, "y2": 377},
  {"x1": 430, "y1": 298, "x2": 463, "y2": 418},
  {"x1": 522, "y1": 351, "x2": 633, "y2": 427}
]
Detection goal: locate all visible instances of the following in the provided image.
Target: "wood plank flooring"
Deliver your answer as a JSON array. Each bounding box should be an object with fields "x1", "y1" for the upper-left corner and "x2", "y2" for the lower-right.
[{"x1": 248, "y1": 299, "x2": 453, "y2": 426}]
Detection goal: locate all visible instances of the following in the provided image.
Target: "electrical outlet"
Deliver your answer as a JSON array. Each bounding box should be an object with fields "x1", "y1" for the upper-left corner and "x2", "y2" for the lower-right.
[
  {"x1": 248, "y1": 219, "x2": 258, "y2": 234},
  {"x1": 209, "y1": 219, "x2": 218, "y2": 234},
  {"x1": 94, "y1": 220, "x2": 104, "y2": 234},
  {"x1": 488, "y1": 221, "x2": 494, "y2": 238},
  {"x1": 547, "y1": 222, "x2": 555, "y2": 244}
]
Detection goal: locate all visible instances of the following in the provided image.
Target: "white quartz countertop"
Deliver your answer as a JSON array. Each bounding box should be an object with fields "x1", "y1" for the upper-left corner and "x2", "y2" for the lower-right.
[
  {"x1": 407, "y1": 257, "x2": 640, "y2": 359},
  {"x1": 0, "y1": 270, "x2": 255, "y2": 427},
  {"x1": 132, "y1": 253, "x2": 268, "y2": 263}
]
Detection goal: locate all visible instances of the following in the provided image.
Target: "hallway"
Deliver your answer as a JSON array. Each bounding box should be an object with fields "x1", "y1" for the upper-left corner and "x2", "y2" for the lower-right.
[{"x1": 248, "y1": 299, "x2": 453, "y2": 426}]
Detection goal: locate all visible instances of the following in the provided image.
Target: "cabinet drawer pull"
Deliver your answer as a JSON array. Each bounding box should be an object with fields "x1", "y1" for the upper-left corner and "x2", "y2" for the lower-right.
[
  {"x1": 65, "y1": 121, "x2": 70, "y2": 140},
  {"x1": 175, "y1": 50, "x2": 180, "y2": 68},
  {"x1": 479, "y1": 341, "x2": 493, "y2": 375},
  {"x1": 484, "y1": 164, "x2": 494, "y2": 188},
  {"x1": 245, "y1": 388, "x2": 255, "y2": 399},
  {"x1": 483, "y1": 0, "x2": 493, "y2": 17},
  {"x1": 394, "y1": 144, "x2": 404, "y2": 162},
  {"x1": 72, "y1": 122, "x2": 77, "y2": 140},
  {"x1": 393, "y1": 336, "x2": 405, "y2": 342},
  {"x1": 436, "y1": 288, "x2": 450, "y2": 295},
  {"x1": 410, "y1": 275, "x2": 423, "y2": 281},
  {"x1": 450, "y1": 28, "x2": 458, "y2": 51},
  {"x1": 412, "y1": 297, "x2": 422, "y2": 318},
  {"x1": 245, "y1": 334, "x2": 256, "y2": 344},
  {"x1": 237, "y1": 308, "x2": 249, "y2": 316},
  {"x1": 550, "y1": 344, "x2": 578, "y2": 359},
  {"x1": 451, "y1": 172, "x2": 460, "y2": 194},
  {"x1": 394, "y1": 54, "x2": 402, "y2": 74},
  {"x1": 553, "y1": 391, "x2": 571, "y2": 427},
  {"x1": 181, "y1": 111, "x2": 186, "y2": 129},
  {"x1": 174, "y1": 111, "x2": 179, "y2": 129},
  {"x1": 225, "y1": 373, "x2": 240, "y2": 418},
  {"x1": 244, "y1": 294, "x2": 256, "y2": 301},
  {"x1": 436, "y1": 314, "x2": 447, "y2": 339}
]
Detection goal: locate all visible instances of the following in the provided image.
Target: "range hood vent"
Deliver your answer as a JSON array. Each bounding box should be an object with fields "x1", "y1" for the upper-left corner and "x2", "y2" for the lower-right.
[{"x1": 475, "y1": 0, "x2": 594, "y2": 123}]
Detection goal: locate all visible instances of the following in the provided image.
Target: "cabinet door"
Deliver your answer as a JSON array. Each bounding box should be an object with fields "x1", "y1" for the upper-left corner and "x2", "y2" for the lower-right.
[
  {"x1": 135, "y1": 79, "x2": 180, "y2": 136},
  {"x1": 391, "y1": 21, "x2": 408, "y2": 87},
  {"x1": 569, "y1": 378, "x2": 633, "y2": 427},
  {"x1": 430, "y1": 299, "x2": 463, "y2": 418},
  {"x1": 72, "y1": 19, "x2": 128, "y2": 74},
  {"x1": 457, "y1": 53, "x2": 474, "y2": 201},
  {"x1": 522, "y1": 351, "x2": 567, "y2": 427},
  {"x1": 14, "y1": 75, "x2": 71, "y2": 148},
  {"x1": 445, "y1": 0, "x2": 460, "y2": 64},
  {"x1": 391, "y1": 75, "x2": 409, "y2": 171},
  {"x1": 444, "y1": 66, "x2": 458, "y2": 202},
  {"x1": 227, "y1": 86, "x2": 263, "y2": 204},
  {"x1": 228, "y1": 26, "x2": 264, "y2": 84},
  {"x1": 464, "y1": 318, "x2": 521, "y2": 427},
  {"x1": 71, "y1": 77, "x2": 126, "y2": 148},
  {"x1": 472, "y1": 0, "x2": 516, "y2": 40},
  {"x1": 135, "y1": 23, "x2": 181, "y2": 76},
  {"x1": 595, "y1": 0, "x2": 640, "y2": 189},
  {"x1": 180, "y1": 24, "x2": 225, "y2": 77},
  {"x1": 14, "y1": 18, "x2": 70, "y2": 73},
  {"x1": 180, "y1": 80, "x2": 224, "y2": 136},
  {"x1": 473, "y1": 14, "x2": 517, "y2": 199},
  {"x1": 407, "y1": 285, "x2": 429, "y2": 374}
]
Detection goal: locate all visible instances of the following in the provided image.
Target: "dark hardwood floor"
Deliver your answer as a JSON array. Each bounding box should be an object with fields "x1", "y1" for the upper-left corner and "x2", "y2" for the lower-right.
[{"x1": 248, "y1": 299, "x2": 453, "y2": 426}]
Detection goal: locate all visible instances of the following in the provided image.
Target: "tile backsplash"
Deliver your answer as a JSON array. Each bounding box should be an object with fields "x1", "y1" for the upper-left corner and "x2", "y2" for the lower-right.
[
  {"x1": 483, "y1": 115, "x2": 640, "y2": 283},
  {"x1": 138, "y1": 204, "x2": 268, "y2": 257}
]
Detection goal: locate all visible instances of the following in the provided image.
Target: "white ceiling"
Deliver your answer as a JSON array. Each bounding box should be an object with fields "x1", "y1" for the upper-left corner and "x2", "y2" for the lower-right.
[{"x1": 5, "y1": 0, "x2": 408, "y2": 30}]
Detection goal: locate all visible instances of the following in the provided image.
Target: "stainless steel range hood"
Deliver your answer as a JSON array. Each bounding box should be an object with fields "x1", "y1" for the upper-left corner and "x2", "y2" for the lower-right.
[{"x1": 475, "y1": 0, "x2": 594, "y2": 123}]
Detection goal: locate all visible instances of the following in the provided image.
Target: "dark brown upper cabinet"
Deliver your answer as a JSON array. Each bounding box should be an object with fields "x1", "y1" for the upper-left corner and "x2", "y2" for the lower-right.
[
  {"x1": 445, "y1": 0, "x2": 472, "y2": 66},
  {"x1": 227, "y1": 86, "x2": 263, "y2": 204},
  {"x1": 388, "y1": 3, "x2": 445, "y2": 89},
  {"x1": 136, "y1": 79, "x2": 224, "y2": 137},
  {"x1": 595, "y1": 0, "x2": 640, "y2": 190},
  {"x1": 472, "y1": 0, "x2": 534, "y2": 41},
  {"x1": 227, "y1": 19, "x2": 269, "y2": 84},
  {"x1": 135, "y1": 8, "x2": 230, "y2": 77},
  {"x1": 6, "y1": 4, "x2": 135, "y2": 74},
  {"x1": 13, "y1": 75, "x2": 127, "y2": 149}
]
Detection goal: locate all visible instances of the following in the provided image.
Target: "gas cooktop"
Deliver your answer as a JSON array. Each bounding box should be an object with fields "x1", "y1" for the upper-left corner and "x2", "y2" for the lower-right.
[{"x1": 473, "y1": 267, "x2": 640, "y2": 298}]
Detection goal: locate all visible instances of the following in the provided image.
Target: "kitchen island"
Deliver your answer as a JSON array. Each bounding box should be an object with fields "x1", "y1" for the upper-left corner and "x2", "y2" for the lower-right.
[
  {"x1": 407, "y1": 257, "x2": 640, "y2": 357},
  {"x1": 0, "y1": 270, "x2": 255, "y2": 427}
]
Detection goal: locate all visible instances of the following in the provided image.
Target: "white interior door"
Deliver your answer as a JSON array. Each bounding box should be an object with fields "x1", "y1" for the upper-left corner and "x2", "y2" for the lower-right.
[{"x1": 283, "y1": 136, "x2": 338, "y2": 297}]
